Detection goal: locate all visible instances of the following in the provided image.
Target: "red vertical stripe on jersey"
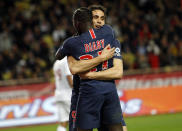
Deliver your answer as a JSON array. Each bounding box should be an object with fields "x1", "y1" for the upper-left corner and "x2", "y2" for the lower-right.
[{"x1": 89, "y1": 29, "x2": 96, "y2": 39}]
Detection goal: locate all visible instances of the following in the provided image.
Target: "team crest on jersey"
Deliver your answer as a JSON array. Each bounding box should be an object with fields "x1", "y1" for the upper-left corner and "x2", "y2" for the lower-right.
[{"x1": 115, "y1": 47, "x2": 121, "y2": 56}]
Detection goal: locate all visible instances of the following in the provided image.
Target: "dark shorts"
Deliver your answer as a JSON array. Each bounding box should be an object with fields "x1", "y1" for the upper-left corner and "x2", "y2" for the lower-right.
[
  {"x1": 75, "y1": 90, "x2": 123, "y2": 129},
  {"x1": 69, "y1": 94, "x2": 78, "y2": 131}
]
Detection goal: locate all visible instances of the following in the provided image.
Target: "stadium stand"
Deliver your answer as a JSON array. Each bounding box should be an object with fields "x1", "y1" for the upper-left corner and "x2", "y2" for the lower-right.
[{"x1": 0, "y1": 0, "x2": 182, "y2": 81}]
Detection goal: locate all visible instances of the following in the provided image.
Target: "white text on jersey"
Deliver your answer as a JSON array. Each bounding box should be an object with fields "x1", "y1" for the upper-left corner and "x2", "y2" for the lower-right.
[{"x1": 84, "y1": 39, "x2": 105, "y2": 53}]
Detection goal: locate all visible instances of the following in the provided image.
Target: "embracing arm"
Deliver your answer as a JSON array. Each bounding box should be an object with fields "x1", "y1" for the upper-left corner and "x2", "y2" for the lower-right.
[
  {"x1": 80, "y1": 58, "x2": 123, "y2": 80},
  {"x1": 68, "y1": 44, "x2": 115, "y2": 75},
  {"x1": 68, "y1": 56, "x2": 103, "y2": 75}
]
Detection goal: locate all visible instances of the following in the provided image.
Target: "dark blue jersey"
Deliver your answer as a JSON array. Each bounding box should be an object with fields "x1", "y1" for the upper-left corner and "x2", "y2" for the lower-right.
[
  {"x1": 72, "y1": 74, "x2": 80, "y2": 96},
  {"x1": 57, "y1": 25, "x2": 122, "y2": 96}
]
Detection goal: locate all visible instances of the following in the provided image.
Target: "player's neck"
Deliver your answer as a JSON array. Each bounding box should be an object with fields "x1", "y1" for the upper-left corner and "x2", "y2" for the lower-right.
[{"x1": 79, "y1": 22, "x2": 92, "y2": 34}]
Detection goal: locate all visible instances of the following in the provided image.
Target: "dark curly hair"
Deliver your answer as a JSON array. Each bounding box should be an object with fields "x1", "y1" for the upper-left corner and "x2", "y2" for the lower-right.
[{"x1": 73, "y1": 7, "x2": 92, "y2": 23}]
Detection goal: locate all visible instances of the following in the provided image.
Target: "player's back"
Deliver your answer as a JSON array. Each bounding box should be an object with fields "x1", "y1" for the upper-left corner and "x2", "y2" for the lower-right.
[
  {"x1": 68, "y1": 25, "x2": 117, "y2": 96},
  {"x1": 53, "y1": 57, "x2": 72, "y2": 101}
]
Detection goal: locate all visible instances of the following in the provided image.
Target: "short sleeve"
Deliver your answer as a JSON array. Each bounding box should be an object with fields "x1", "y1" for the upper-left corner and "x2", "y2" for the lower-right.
[
  {"x1": 64, "y1": 57, "x2": 72, "y2": 76},
  {"x1": 55, "y1": 38, "x2": 71, "y2": 59}
]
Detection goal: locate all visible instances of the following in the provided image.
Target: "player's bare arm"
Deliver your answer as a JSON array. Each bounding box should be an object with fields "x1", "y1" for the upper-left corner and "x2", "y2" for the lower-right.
[
  {"x1": 66, "y1": 75, "x2": 73, "y2": 88},
  {"x1": 68, "y1": 44, "x2": 115, "y2": 75},
  {"x1": 80, "y1": 58, "x2": 123, "y2": 80}
]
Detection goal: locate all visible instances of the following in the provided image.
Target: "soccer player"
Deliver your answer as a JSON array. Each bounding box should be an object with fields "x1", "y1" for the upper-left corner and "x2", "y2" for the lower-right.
[
  {"x1": 56, "y1": 7, "x2": 123, "y2": 131},
  {"x1": 89, "y1": 5, "x2": 127, "y2": 131},
  {"x1": 53, "y1": 57, "x2": 73, "y2": 131},
  {"x1": 68, "y1": 5, "x2": 127, "y2": 131},
  {"x1": 54, "y1": 41, "x2": 114, "y2": 131},
  {"x1": 68, "y1": 47, "x2": 116, "y2": 131}
]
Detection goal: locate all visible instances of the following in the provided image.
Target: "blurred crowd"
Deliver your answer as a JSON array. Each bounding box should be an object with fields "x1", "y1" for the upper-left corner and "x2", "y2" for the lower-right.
[{"x1": 0, "y1": 0, "x2": 182, "y2": 80}]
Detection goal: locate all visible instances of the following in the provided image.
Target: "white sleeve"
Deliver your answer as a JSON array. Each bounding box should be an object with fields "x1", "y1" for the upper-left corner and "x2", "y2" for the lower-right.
[{"x1": 64, "y1": 57, "x2": 72, "y2": 76}]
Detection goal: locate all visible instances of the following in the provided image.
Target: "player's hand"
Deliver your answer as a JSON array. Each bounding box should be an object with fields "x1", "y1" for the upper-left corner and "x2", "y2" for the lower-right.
[{"x1": 99, "y1": 44, "x2": 115, "y2": 61}]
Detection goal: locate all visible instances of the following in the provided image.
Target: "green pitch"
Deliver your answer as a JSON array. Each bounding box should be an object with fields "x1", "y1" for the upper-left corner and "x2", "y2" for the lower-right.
[{"x1": 1, "y1": 113, "x2": 182, "y2": 131}]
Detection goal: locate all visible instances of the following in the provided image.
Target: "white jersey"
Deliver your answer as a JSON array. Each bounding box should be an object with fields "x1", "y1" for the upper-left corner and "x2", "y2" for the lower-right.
[{"x1": 53, "y1": 57, "x2": 72, "y2": 101}]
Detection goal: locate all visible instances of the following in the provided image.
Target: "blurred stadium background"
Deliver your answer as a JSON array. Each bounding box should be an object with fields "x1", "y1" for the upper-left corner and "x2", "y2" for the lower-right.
[{"x1": 0, "y1": 0, "x2": 182, "y2": 131}]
